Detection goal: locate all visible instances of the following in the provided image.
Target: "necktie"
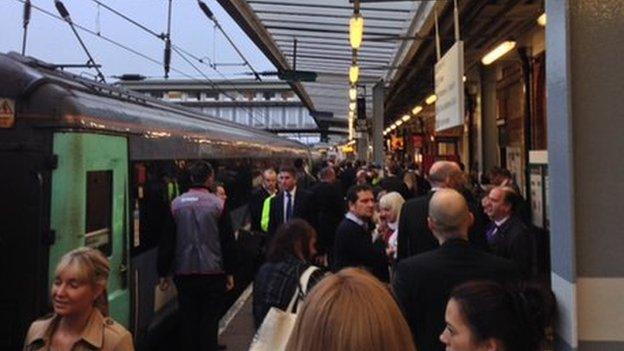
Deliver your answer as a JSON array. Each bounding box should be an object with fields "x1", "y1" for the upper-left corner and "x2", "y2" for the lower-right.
[
  {"x1": 486, "y1": 223, "x2": 499, "y2": 244},
  {"x1": 285, "y1": 191, "x2": 293, "y2": 222}
]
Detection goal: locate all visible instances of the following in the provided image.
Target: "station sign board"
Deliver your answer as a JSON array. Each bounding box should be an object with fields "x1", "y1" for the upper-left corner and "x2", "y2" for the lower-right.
[
  {"x1": 434, "y1": 41, "x2": 464, "y2": 131},
  {"x1": 0, "y1": 98, "x2": 15, "y2": 128}
]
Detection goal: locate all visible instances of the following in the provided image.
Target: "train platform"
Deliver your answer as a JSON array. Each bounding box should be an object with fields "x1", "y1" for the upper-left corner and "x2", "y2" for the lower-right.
[{"x1": 219, "y1": 285, "x2": 256, "y2": 351}]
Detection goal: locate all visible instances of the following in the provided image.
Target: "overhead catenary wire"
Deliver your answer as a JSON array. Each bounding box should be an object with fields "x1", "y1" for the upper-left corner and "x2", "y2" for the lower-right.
[
  {"x1": 82, "y1": 0, "x2": 272, "y2": 124},
  {"x1": 15, "y1": 0, "x2": 271, "y2": 126}
]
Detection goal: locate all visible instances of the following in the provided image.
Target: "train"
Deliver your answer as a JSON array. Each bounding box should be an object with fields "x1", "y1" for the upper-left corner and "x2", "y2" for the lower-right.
[{"x1": 0, "y1": 52, "x2": 310, "y2": 350}]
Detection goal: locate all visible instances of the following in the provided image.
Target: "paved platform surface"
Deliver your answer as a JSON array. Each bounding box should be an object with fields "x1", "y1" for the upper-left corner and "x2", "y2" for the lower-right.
[{"x1": 219, "y1": 286, "x2": 255, "y2": 351}]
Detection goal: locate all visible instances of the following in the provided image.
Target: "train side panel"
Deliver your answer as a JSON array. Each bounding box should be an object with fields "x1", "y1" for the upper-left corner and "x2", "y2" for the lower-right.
[{"x1": 49, "y1": 132, "x2": 131, "y2": 327}]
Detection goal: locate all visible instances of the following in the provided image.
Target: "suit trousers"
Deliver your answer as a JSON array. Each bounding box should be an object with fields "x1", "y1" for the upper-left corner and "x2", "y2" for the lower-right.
[{"x1": 174, "y1": 274, "x2": 226, "y2": 351}]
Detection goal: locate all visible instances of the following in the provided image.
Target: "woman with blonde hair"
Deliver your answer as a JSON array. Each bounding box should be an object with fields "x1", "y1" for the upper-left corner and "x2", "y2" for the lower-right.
[
  {"x1": 286, "y1": 268, "x2": 416, "y2": 351},
  {"x1": 24, "y1": 247, "x2": 134, "y2": 351},
  {"x1": 377, "y1": 192, "x2": 405, "y2": 260}
]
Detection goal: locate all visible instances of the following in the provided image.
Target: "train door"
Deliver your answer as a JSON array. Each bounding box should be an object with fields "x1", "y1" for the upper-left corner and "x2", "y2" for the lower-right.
[
  {"x1": 49, "y1": 133, "x2": 130, "y2": 327},
  {"x1": 0, "y1": 147, "x2": 50, "y2": 350}
]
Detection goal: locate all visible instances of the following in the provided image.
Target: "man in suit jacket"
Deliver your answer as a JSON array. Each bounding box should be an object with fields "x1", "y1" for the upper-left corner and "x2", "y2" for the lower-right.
[
  {"x1": 397, "y1": 161, "x2": 487, "y2": 261},
  {"x1": 333, "y1": 184, "x2": 389, "y2": 282},
  {"x1": 267, "y1": 165, "x2": 315, "y2": 238},
  {"x1": 392, "y1": 189, "x2": 519, "y2": 351},
  {"x1": 248, "y1": 168, "x2": 277, "y2": 232},
  {"x1": 484, "y1": 186, "x2": 536, "y2": 281},
  {"x1": 309, "y1": 167, "x2": 345, "y2": 263}
]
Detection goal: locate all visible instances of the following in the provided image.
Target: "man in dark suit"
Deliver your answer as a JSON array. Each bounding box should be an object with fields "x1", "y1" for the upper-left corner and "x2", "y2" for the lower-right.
[
  {"x1": 484, "y1": 186, "x2": 536, "y2": 281},
  {"x1": 248, "y1": 168, "x2": 277, "y2": 232},
  {"x1": 392, "y1": 189, "x2": 519, "y2": 351},
  {"x1": 267, "y1": 165, "x2": 315, "y2": 238},
  {"x1": 379, "y1": 162, "x2": 411, "y2": 200},
  {"x1": 333, "y1": 184, "x2": 389, "y2": 282},
  {"x1": 309, "y1": 167, "x2": 345, "y2": 264},
  {"x1": 397, "y1": 161, "x2": 486, "y2": 261}
]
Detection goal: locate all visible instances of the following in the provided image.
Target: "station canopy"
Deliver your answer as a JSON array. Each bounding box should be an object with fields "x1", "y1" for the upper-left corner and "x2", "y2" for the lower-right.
[{"x1": 217, "y1": 0, "x2": 435, "y2": 131}]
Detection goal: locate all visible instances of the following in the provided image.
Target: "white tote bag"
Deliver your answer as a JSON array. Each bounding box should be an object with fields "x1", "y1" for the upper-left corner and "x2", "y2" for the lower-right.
[{"x1": 249, "y1": 265, "x2": 319, "y2": 351}]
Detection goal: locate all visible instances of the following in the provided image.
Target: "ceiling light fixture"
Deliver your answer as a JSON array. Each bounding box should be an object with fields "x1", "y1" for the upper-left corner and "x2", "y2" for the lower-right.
[
  {"x1": 349, "y1": 64, "x2": 359, "y2": 84},
  {"x1": 349, "y1": 13, "x2": 364, "y2": 50},
  {"x1": 537, "y1": 13, "x2": 546, "y2": 27},
  {"x1": 425, "y1": 94, "x2": 437, "y2": 105},
  {"x1": 402, "y1": 114, "x2": 411, "y2": 122},
  {"x1": 411, "y1": 105, "x2": 423, "y2": 115},
  {"x1": 349, "y1": 86, "x2": 357, "y2": 101},
  {"x1": 481, "y1": 41, "x2": 517, "y2": 65}
]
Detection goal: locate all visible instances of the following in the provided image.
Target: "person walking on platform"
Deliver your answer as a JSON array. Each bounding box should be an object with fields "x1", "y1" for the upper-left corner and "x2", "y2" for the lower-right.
[
  {"x1": 294, "y1": 158, "x2": 316, "y2": 190},
  {"x1": 252, "y1": 219, "x2": 325, "y2": 329},
  {"x1": 397, "y1": 161, "x2": 486, "y2": 261},
  {"x1": 24, "y1": 248, "x2": 134, "y2": 351},
  {"x1": 157, "y1": 161, "x2": 236, "y2": 351},
  {"x1": 267, "y1": 165, "x2": 315, "y2": 239},
  {"x1": 249, "y1": 168, "x2": 277, "y2": 233},
  {"x1": 392, "y1": 189, "x2": 519, "y2": 351},
  {"x1": 483, "y1": 186, "x2": 536, "y2": 281},
  {"x1": 309, "y1": 166, "x2": 345, "y2": 266},
  {"x1": 333, "y1": 184, "x2": 389, "y2": 282}
]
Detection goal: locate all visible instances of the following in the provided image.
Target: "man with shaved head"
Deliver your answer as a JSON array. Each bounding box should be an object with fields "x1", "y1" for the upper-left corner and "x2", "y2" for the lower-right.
[
  {"x1": 397, "y1": 161, "x2": 486, "y2": 261},
  {"x1": 392, "y1": 189, "x2": 518, "y2": 351}
]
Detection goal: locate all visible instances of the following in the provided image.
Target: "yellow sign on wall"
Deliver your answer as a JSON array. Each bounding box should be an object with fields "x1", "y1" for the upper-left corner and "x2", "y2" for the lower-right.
[{"x1": 0, "y1": 98, "x2": 15, "y2": 128}]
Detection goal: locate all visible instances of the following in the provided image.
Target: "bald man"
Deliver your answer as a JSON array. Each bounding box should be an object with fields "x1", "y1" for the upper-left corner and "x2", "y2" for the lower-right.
[
  {"x1": 397, "y1": 161, "x2": 487, "y2": 261},
  {"x1": 392, "y1": 189, "x2": 518, "y2": 351}
]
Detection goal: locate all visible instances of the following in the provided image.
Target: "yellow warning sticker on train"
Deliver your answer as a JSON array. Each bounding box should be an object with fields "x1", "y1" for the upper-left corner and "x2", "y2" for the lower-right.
[{"x1": 0, "y1": 98, "x2": 15, "y2": 128}]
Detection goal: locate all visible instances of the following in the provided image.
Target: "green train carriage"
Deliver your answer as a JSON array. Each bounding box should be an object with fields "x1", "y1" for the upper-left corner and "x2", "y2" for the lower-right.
[{"x1": 0, "y1": 52, "x2": 309, "y2": 350}]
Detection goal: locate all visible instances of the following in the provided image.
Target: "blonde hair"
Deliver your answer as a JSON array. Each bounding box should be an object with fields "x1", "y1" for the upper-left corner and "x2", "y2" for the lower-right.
[
  {"x1": 286, "y1": 268, "x2": 416, "y2": 351},
  {"x1": 55, "y1": 247, "x2": 110, "y2": 316},
  {"x1": 379, "y1": 191, "x2": 405, "y2": 223}
]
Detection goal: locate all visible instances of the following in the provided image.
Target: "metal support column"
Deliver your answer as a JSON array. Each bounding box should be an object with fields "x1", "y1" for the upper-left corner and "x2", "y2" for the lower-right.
[{"x1": 372, "y1": 80, "x2": 384, "y2": 166}]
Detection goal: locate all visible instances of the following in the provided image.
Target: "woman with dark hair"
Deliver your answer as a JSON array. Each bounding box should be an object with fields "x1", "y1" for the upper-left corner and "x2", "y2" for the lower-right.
[
  {"x1": 440, "y1": 281, "x2": 555, "y2": 351},
  {"x1": 252, "y1": 219, "x2": 326, "y2": 328}
]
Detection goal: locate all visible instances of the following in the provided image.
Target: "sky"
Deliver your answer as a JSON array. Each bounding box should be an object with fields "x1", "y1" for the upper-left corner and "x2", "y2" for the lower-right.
[{"x1": 0, "y1": 0, "x2": 276, "y2": 81}]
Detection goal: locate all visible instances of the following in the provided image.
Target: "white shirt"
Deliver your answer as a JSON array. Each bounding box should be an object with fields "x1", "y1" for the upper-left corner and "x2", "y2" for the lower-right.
[
  {"x1": 283, "y1": 186, "x2": 297, "y2": 222},
  {"x1": 492, "y1": 216, "x2": 511, "y2": 235}
]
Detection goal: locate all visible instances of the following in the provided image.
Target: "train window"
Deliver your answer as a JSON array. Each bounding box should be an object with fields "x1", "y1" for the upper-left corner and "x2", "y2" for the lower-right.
[{"x1": 85, "y1": 170, "x2": 113, "y2": 256}]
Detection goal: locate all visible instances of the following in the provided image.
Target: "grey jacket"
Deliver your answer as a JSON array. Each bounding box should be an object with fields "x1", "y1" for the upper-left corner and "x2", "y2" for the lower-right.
[{"x1": 171, "y1": 188, "x2": 224, "y2": 275}]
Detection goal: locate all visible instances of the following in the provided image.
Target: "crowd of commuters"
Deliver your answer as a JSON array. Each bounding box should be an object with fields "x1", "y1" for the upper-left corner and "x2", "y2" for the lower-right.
[
  {"x1": 250, "y1": 157, "x2": 554, "y2": 351},
  {"x1": 24, "y1": 156, "x2": 554, "y2": 351}
]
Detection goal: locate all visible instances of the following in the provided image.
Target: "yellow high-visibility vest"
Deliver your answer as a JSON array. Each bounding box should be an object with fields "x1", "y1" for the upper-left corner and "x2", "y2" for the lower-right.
[{"x1": 260, "y1": 194, "x2": 275, "y2": 233}]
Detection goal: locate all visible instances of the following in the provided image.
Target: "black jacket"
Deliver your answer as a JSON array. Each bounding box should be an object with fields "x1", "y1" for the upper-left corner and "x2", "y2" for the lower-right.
[
  {"x1": 392, "y1": 238, "x2": 519, "y2": 351},
  {"x1": 267, "y1": 188, "x2": 315, "y2": 237},
  {"x1": 379, "y1": 175, "x2": 411, "y2": 200},
  {"x1": 309, "y1": 181, "x2": 345, "y2": 254},
  {"x1": 397, "y1": 189, "x2": 487, "y2": 261},
  {"x1": 488, "y1": 215, "x2": 535, "y2": 281},
  {"x1": 249, "y1": 187, "x2": 271, "y2": 232},
  {"x1": 332, "y1": 217, "x2": 389, "y2": 282},
  {"x1": 253, "y1": 255, "x2": 325, "y2": 329}
]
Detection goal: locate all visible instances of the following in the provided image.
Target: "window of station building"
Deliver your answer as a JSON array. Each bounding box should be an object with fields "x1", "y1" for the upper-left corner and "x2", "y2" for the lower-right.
[
  {"x1": 187, "y1": 90, "x2": 201, "y2": 101},
  {"x1": 269, "y1": 106, "x2": 284, "y2": 127},
  {"x1": 205, "y1": 92, "x2": 219, "y2": 101},
  {"x1": 253, "y1": 107, "x2": 268, "y2": 127},
  {"x1": 281, "y1": 91, "x2": 295, "y2": 101},
  {"x1": 285, "y1": 107, "x2": 300, "y2": 127},
  {"x1": 166, "y1": 91, "x2": 182, "y2": 100},
  {"x1": 244, "y1": 91, "x2": 255, "y2": 101},
  {"x1": 85, "y1": 170, "x2": 113, "y2": 256},
  {"x1": 263, "y1": 92, "x2": 275, "y2": 101},
  {"x1": 151, "y1": 91, "x2": 164, "y2": 99},
  {"x1": 220, "y1": 107, "x2": 234, "y2": 121}
]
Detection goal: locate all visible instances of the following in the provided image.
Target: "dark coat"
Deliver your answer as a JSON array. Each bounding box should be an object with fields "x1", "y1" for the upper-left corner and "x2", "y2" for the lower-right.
[
  {"x1": 397, "y1": 189, "x2": 487, "y2": 261},
  {"x1": 332, "y1": 217, "x2": 389, "y2": 282},
  {"x1": 488, "y1": 215, "x2": 536, "y2": 281},
  {"x1": 392, "y1": 238, "x2": 519, "y2": 351},
  {"x1": 267, "y1": 188, "x2": 315, "y2": 237},
  {"x1": 379, "y1": 175, "x2": 411, "y2": 200},
  {"x1": 309, "y1": 181, "x2": 345, "y2": 255},
  {"x1": 249, "y1": 187, "x2": 271, "y2": 232}
]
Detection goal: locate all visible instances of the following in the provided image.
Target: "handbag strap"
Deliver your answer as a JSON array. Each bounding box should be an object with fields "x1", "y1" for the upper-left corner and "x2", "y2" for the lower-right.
[{"x1": 285, "y1": 265, "x2": 319, "y2": 313}]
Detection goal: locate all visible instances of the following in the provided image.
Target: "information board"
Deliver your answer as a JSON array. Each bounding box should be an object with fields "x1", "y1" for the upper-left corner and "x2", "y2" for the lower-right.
[{"x1": 435, "y1": 41, "x2": 464, "y2": 131}]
